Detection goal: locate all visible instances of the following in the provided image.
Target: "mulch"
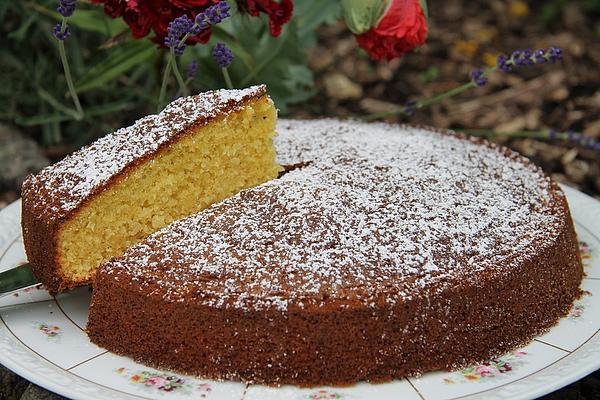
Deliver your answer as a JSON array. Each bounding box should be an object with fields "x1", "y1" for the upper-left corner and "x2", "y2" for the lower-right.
[{"x1": 294, "y1": 0, "x2": 600, "y2": 200}]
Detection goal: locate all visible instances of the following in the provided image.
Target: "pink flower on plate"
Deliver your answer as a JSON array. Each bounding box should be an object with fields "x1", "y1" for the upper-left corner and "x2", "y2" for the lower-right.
[
  {"x1": 146, "y1": 375, "x2": 170, "y2": 388},
  {"x1": 309, "y1": 390, "x2": 343, "y2": 399},
  {"x1": 499, "y1": 362, "x2": 512, "y2": 373},
  {"x1": 512, "y1": 350, "x2": 527, "y2": 357},
  {"x1": 570, "y1": 306, "x2": 584, "y2": 319},
  {"x1": 475, "y1": 364, "x2": 500, "y2": 377},
  {"x1": 36, "y1": 322, "x2": 61, "y2": 338}
]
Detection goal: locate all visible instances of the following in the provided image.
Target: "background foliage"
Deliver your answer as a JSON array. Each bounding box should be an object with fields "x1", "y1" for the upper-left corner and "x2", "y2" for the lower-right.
[{"x1": 0, "y1": 0, "x2": 340, "y2": 148}]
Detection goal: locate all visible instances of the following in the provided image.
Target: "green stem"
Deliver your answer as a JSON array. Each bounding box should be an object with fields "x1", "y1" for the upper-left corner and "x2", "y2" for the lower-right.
[
  {"x1": 170, "y1": 51, "x2": 189, "y2": 96},
  {"x1": 362, "y1": 67, "x2": 497, "y2": 121},
  {"x1": 176, "y1": 78, "x2": 193, "y2": 98},
  {"x1": 52, "y1": 121, "x2": 62, "y2": 143},
  {"x1": 418, "y1": 81, "x2": 476, "y2": 108},
  {"x1": 57, "y1": 19, "x2": 83, "y2": 120},
  {"x1": 37, "y1": 87, "x2": 80, "y2": 120},
  {"x1": 459, "y1": 128, "x2": 568, "y2": 141},
  {"x1": 360, "y1": 106, "x2": 406, "y2": 121},
  {"x1": 158, "y1": 53, "x2": 174, "y2": 112},
  {"x1": 222, "y1": 67, "x2": 233, "y2": 89},
  {"x1": 240, "y1": 32, "x2": 287, "y2": 87},
  {"x1": 178, "y1": 32, "x2": 191, "y2": 48}
]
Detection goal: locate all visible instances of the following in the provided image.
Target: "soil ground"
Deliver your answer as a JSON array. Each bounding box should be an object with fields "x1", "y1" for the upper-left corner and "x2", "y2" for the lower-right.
[{"x1": 294, "y1": 0, "x2": 600, "y2": 201}]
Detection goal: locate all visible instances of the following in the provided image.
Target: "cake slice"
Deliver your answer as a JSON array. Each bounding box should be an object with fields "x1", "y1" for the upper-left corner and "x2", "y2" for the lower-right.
[{"x1": 21, "y1": 85, "x2": 280, "y2": 294}]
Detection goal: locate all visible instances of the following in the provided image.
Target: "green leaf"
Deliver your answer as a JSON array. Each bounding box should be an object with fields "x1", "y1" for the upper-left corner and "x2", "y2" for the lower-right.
[
  {"x1": 84, "y1": 99, "x2": 134, "y2": 117},
  {"x1": 37, "y1": 87, "x2": 81, "y2": 120},
  {"x1": 0, "y1": 2, "x2": 12, "y2": 19},
  {"x1": 26, "y1": 2, "x2": 127, "y2": 36},
  {"x1": 233, "y1": 19, "x2": 314, "y2": 112},
  {"x1": 67, "y1": 8, "x2": 127, "y2": 35},
  {"x1": 419, "y1": 0, "x2": 429, "y2": 19},
  {"x1": 341, "y1": 0, "x2": 390, "y2": 34},
  {"x1": 296, "y1": 1, "x2": 341, "y2": 40},
  {"x1": 239, "y1": 26, "x2": 290, "y2": 87},
  {"x1": 8, "y1": 13, "x2": 37, "y2": 41},
  {"x1": 0, "y1": 49, "x2": 25, "y2": 70},
  {"x1": 16, "y1": 99, "x2": 133, "y2": 126},
  {"x1": 418, "y1": 66, "x2": 439, "y2": 83},
  {"x1": 17, "y1": 113, "x2": 72, "y2": 126},
  {"x1": 75, "y1": 40, "x2": 155, "y2": 93}
]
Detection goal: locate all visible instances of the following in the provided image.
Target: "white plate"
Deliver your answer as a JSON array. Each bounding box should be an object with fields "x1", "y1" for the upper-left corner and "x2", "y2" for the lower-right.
[{"x1": 0, "y1": 185, "x2": 598, "y2": 400}]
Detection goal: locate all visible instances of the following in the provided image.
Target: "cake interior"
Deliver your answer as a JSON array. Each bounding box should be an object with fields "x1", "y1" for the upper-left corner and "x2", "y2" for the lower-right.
[{"x1": 58, "y1": 95, "x2": 279, "y2": 284}]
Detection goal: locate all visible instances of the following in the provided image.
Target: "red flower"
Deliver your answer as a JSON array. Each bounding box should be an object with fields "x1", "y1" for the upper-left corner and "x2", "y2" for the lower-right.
[
  {"x1": 239, "y1": 0, "x2": 293, "y2": 37},
  {"x1": 169, "y1": 0, "x2": 213, "y2": 8},
  {"x1": 122, "y1": 1, "x2": 155, "y2": 39},
  {"x1": 93, "y1": 0, "x2": 218, "y2": 45},
  {"x1": 99, "y1": 0, "x2": 126, "y2": 18},
  {"x1": 355, "y1": 0, "x2": 427, "y2": 61}
]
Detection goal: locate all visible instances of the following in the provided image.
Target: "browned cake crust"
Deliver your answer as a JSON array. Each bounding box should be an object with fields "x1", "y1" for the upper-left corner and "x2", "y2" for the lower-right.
[
  {"x1": 21, "y1": 86, "x2": 268, "y2": 294},
  {"x1": 87, "y1": 120, "x2": 583, "y2": 386}
]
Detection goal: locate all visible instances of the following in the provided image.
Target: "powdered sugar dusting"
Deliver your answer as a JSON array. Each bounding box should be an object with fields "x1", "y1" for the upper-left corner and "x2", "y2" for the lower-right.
[
  {"x1": 103, "y1": 119, "x2": 566, "y2": 312},
  {"x1": 22, "y1": 85, "x2": 266, "y2": 222}
]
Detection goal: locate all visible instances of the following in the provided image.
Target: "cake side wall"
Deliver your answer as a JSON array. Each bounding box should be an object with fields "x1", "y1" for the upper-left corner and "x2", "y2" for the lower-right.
[
  {"x1": 411, "y1": 205, "x2": 583, "y2": 373},
  {"x1": 562, "y1": 192, "x2": 584, "y2": 276},
  {"x1": 86, "y1": 205, "x2": 583, "y2": 386},
  {"x1": 21, "y1": 178, "x2": 65, "y2": 294}
]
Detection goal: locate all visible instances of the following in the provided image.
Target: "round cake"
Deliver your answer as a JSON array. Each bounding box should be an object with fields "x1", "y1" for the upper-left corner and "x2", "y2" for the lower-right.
[{"x1": 87, "y1": 119, "x2": 583, "y2": 386}]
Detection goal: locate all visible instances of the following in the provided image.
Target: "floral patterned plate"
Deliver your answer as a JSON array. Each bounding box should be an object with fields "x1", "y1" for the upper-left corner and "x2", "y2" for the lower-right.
[{"x1": 0, "y1": 184, "x2": 598, "y2": 400}]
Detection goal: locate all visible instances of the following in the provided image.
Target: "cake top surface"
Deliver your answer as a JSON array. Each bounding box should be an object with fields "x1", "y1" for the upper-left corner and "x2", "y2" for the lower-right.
[
  {"x1": 102, "y1": 119, "x2": 566, "y2": 311},
  {"x1": 22, "y1": 85, "x2": 266, "y2": 222}
]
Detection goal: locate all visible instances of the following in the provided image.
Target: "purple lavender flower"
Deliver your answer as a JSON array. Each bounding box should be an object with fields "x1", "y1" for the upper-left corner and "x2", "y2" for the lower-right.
[
  {"x1": 195, "y1": 1, "x2": 231, "y2": 30},
  {"x1": 53, "y1": 23, "x2": 71, "y2": 41},
  {"x1": 497, "y1": 47, "x2": 564, "y2": 72},
  {"x1": 571, "y1": 131, "x2": 600, "y2": 151},
  {"x1": 187, "y1": 60, "x2": 199, "y2": 79},
  {"x1": 208, "y1": 1, "x2": 231, "y2": 23},
  {"x1": 511, "y1": 50, "x2": 524, "y2": 66},
  {"x1": 521, "y1": 49, "x2": 534, "y2": 65},
  {"x1": 217, "y1": 1, "x2": 231, "y2": 15},
  {"x1": 175, "y1": 46, "x2": 187, "y2": 56},
  {"x1": 162, "y1": 39, "x2": 184, "y2": 55},
  {"x1": 471, "y1": 68, "x2": 488, "y2": 87},
  {"x1": 57, "y1": 0, "x2": 76, "y2": 17},
  {"x1": 548, "y1": 47, "x2": 563, "y2": 63},
  {"x1": 534, "y1": 49, "x2": 546, "y2": 64},
  {"x1": 403, "y1": 99, "x2": 417, "y2": 116},
  {"x1": 167, "y1": 15, "x2": 194, "y2": 40},
  {"x1": 164, "y1": 15, "x2": 194, "y2": 55},
  {"x1": 194, "y1": 14, "x2": 210, "y2": 31},
  {"x1": 212, "y1": 43, "x2": 234, "y2": 68},
  {"x1": 548, "y1": 129, "x2": 600, "y2": 153},
  {"x1": 53, "y1": 0, "x2": 76, "y2": 40},
  {"x1": 497, "y1": 54, "x2": 511, "y2": 72}
]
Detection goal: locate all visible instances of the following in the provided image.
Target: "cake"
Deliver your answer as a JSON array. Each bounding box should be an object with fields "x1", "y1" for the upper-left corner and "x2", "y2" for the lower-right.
[
  {"x1": 86, "y1": 119, "x2": 583, "y2": 386},
  {"x1": 21, "y1": 85, "x2": 279, "y2": 295}
]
